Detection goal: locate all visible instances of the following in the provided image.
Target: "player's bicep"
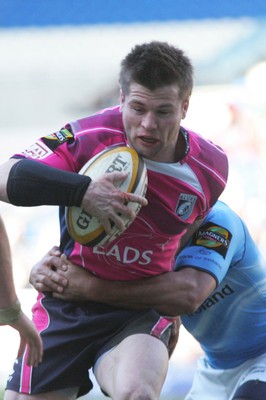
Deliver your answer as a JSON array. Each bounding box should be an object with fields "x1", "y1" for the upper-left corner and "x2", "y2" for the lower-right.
[{"x1": 176, "y1": 216, "x2": 236, "y2": 284}]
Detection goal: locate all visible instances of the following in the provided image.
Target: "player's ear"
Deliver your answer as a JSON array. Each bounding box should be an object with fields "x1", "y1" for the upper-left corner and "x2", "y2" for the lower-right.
[
  {"x1": 120, "y1": 89, "x2": 125, "y2": 111},
  {"x1": 182, "y1": 96, "x2": 190, "y2": 119}
]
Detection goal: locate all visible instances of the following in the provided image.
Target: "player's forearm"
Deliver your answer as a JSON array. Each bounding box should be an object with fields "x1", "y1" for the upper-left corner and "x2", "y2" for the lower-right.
[
  {"x1": 86, "y1": 270, "x2": 204, "y2": 316},
  {"x1": 5, "y1": 158, "x2": 91, "y2": 207},
  {"x1": 32, "y1": 253, "x2": 216, "y2": 315}
]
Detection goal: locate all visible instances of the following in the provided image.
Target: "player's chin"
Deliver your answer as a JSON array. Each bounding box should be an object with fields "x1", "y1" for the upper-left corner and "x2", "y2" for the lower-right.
[
  {"x1": 138, "y1": 148, "x2": 158, "y2": 161},
  {"x1": 136, "y1": 139, "x2": 160, "y2": 158}
]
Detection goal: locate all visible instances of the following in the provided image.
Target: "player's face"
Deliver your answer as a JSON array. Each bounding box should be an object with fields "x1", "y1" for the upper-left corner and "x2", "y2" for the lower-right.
[{"x1": 121, "y1": 82, "x2": 189, "y2": 162}]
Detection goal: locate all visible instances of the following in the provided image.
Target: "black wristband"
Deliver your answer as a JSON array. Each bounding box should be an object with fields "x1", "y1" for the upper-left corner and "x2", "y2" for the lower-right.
[{"x1": 7, "y1": 159, "x2": 91, "y2": 207}]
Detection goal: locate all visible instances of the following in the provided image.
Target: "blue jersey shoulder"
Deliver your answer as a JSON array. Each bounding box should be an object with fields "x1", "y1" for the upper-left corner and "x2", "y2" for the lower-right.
[
  {"x1": 175, "y1": 201, "x2": 248, "y2": 284},
  {"x1": 179, "y1": 201, "x2": 266, "y2": 368}
]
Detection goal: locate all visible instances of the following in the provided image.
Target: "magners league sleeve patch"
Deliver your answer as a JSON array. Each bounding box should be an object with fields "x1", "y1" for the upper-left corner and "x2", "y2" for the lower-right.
[
  {"x1": 42, "y1": 128, "x2": 74, "y2": 150},
  {"x1": 192, "y1": 222, "x2": 232, "y2": 258}
]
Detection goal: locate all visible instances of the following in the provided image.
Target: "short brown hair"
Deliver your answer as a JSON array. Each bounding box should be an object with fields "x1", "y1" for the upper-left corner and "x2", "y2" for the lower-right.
[{"x1": 119, "y1": 41, "x2": 194, "y2": 99}]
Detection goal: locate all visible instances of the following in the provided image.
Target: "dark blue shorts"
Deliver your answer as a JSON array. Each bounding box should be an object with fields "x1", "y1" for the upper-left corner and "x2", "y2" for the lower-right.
[
  {"x1": 6, "y1": 293, "x2": 174, "y2": 398},
  {"x1": 233, "y1": 380, "x2": 266, "y2": 399}
]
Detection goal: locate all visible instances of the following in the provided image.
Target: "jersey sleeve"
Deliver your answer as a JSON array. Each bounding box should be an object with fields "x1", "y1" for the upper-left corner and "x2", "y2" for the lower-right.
[
  {"x1": 175, "y1": 201, "x2": 243, "y2": 284},
  {"x1": 11, "y1": 107, "x2": 124, "y2": 173},
  {"x1": 11, "y1": 127, "x2": 78, "y2": 171}
]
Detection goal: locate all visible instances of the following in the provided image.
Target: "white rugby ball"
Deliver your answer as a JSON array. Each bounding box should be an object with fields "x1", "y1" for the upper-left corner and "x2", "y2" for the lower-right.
[{"x1": 65, "y1": 146, "x2": 147, "y2": 247}]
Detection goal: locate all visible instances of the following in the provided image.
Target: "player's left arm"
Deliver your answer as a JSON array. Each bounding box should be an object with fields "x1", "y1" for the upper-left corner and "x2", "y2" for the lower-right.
[{"x1": 62, "y1": 263, "x2": 216, "y2": 316}]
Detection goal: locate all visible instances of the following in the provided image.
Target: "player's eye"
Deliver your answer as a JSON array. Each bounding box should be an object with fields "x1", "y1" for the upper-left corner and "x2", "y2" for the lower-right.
[
  {"x1": 157, "y1": 110, "x2": 170, "y2": 116},
  {"x1": 133, "y1": 107, "x2": 144, "y2": 114}
]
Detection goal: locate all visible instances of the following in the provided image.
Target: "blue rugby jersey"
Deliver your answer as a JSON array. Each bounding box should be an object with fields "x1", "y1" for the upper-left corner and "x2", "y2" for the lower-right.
[{"x1": 177, "y1": 201, "x2": 266, "y2": 368}]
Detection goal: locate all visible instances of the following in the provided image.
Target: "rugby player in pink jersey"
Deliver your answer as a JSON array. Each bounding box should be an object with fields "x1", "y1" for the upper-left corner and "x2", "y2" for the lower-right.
[{"x1": 0, "y1": 41, "x2": 228, "y2": 399}]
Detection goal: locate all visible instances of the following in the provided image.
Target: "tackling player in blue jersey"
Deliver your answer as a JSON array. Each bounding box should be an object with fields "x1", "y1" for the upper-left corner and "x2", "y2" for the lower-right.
[
  {"x1": 175, "y1": 200, "x2": 266, "y2": 400},
  {"x1": 31, "y1": 200, "x2": 266, "y2": 400}
]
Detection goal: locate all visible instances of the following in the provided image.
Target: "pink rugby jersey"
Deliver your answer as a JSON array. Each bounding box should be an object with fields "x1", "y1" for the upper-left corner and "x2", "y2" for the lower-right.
[{"x1": 15, "y1": 106, "x2": 228, "y2": 280}]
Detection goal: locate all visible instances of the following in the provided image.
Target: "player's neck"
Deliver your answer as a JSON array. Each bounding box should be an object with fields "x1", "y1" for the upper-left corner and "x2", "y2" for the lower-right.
[{"x1": 175, "y1": 128, "x2": 189, "y2": 162}]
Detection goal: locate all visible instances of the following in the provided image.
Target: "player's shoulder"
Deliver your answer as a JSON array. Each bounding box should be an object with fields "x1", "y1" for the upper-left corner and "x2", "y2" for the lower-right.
[
  {"x1": 186, "y1": 127, "x2": 229, "y2": 185},
  {"x1": 187, "y1": 128, "x2": 228, "y2": 162},
  {"x1": 70, "y1": 105, "x2": 124, "y2": 135},
  {"x1": 205, "y1": 201, "x2": 242, "y2": 232},
  {"x1": 189, "y1": 201, "x2": 245, "y2": 262}
]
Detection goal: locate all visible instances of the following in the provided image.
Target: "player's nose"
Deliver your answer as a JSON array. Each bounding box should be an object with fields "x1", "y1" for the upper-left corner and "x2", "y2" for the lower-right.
[{"x1": 141, "y1": 112, "x2": 157, "y2": 131}]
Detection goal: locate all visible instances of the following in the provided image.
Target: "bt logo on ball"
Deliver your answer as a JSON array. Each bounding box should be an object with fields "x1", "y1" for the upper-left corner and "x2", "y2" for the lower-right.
[{"x1": 105, "y1": 154, "x2": 129, "y2": 173}]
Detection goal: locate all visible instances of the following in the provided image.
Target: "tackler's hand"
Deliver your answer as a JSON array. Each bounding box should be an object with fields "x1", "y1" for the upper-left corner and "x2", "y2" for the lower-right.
[{"x1": 29, "y1": 246, "x2": 68, "y2": 294}]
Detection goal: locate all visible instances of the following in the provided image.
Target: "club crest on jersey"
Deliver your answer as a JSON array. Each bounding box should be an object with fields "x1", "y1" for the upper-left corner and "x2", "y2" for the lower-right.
[
  {"x1": 175, "y1": 193, "x2": 197, "y2": 220},
  {"x1": 192, "y1": 222, "x2": 232, "y2": 258}
]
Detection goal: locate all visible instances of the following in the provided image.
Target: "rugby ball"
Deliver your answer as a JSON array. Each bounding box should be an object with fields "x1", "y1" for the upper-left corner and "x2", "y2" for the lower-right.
[{"x1": 65, "y1": 146, "x2": 147, "y2": 247}]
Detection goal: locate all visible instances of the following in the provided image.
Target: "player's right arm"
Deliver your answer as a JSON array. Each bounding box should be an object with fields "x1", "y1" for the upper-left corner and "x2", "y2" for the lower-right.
[{"x1": 0, "y1": 158, "x2": 147, "y2": 233}]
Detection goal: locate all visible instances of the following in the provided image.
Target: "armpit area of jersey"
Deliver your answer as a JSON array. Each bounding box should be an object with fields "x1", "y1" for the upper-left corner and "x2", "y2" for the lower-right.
[{"x1": 6, "y1": 158, "x2": 91, "y2": 207}]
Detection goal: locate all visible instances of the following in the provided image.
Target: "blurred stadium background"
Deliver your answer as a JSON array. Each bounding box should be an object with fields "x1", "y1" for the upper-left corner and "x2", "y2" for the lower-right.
[{"x1": 1, "y1": 1, "x2": 266, "y2": 398}]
